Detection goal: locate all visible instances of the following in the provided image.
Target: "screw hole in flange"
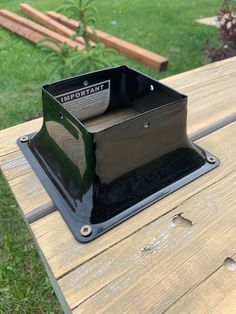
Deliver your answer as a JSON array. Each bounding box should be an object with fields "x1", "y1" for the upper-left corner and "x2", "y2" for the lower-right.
[
  {"x1": 59, "y1": 112, "x2": 64, "y2": 120},
  {"x1": 83, "y1": 80, "x2": 89, "y2": 87},
  {"x1": 80, "y1": 225, "x2": 92, "y2": 237},
  {"x1": 20, "y1": 136, "x2": 29, "y2": 143},
  {"x1": 207, "y1": 156, "x2": 217, "y2": 164}
]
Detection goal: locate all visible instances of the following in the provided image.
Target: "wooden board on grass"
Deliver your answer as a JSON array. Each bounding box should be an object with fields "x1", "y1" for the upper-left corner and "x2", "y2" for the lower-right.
[
  {"x1": 46, "y1": 10, "x2": 168, "y2": 72},
  {"x1": 20, "y1": 4, "x2": 94, "y2": 47},
  {"x1": 0, "y1": 13, "x2": 59, "y2": 50},
  {"x1": 0, "y1": 9, "x2": 84, "y2": 50}
]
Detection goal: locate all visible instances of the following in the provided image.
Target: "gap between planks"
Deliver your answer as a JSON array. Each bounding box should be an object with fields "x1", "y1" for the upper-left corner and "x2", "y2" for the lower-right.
[{"x1": 165, "y1": 252, "x2": 236, "y2": 314}]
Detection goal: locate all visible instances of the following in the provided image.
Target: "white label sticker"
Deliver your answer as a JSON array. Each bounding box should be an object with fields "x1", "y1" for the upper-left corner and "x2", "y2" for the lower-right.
[{"x1": 56, "y1": 80, "x2": 110, "y2": 120}]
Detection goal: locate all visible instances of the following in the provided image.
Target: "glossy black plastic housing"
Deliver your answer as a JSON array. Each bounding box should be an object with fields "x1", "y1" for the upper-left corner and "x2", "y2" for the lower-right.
[{"x1": 18, "y1": 66, "x2": 219, "y2": 242}]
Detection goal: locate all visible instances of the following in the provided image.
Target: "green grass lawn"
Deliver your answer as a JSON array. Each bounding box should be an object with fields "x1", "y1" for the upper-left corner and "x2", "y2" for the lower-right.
[{"x1": 0, "y1": 0, "x2": 221, "y2": 312}]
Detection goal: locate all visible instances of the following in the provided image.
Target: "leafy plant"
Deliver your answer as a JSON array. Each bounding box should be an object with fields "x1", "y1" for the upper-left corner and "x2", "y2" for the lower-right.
[
  {"x1": 38, "y1": 0, "x2": 119, "y2": 80},
  {"x1": 37, "y1": 38, "x2": 77, "y2": 78},
  {"x1": 69, "y1": 43, "x2": 118, "y2": 73},
  {"x1": 204, "y1": 0, "x2": 236, "y2": 62},
  {"x1": 58, "y1": 0, "x2": 98, "y2": 49},
  {"x1": 38, "y1": 38, "x2": 118, "y2": 80}
]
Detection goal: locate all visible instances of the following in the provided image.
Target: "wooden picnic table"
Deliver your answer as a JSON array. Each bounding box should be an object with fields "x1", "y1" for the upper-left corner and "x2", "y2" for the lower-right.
[{"x1": 0, "y1": 56, "x2": 236, "y2": 314}]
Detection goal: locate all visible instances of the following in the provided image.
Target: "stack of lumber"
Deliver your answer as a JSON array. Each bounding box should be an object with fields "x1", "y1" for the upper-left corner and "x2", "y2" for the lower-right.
[
  {"x1": 0, "y1": 4, "x2": 168, "y2": 71},
  {"x1": 0, "y1": 9, "x2": 84, "y2": 50}
]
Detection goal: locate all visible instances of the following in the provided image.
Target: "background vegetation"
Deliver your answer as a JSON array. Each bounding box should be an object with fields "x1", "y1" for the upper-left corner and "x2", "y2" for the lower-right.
[{"x1": 0, "y1": 0, "x2": 222, "y2": 312}]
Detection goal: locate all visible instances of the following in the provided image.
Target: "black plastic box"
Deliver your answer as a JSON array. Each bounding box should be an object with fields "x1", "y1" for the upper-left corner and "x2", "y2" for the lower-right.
[{"x1": 18, "y1": 66, "x2": 219, "y2": 242}]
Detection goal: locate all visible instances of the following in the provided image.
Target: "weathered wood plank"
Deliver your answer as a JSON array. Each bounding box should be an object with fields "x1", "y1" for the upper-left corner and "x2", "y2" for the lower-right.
[
  {"x1": 30, "y1": 123, "x2": 236, "y2": 281},
  {"x1": 1, "y1": 152, "x2": 32, "y2": 182},
  {"x1": 163, "y1": 58, "x2": 236, "y2": 140},
  {"x1": 0, "y1": 151, "x2": 56, "y2": 223},
  {"x1": 46, "y1": 11, "x2": 168, "y2": 72},
  {"x1": 0, "y1": 118, "x2": 42, "y2": 158},
  {"x1": 162, "y1": 55, "x2": 236, "y2": 89},
  {"x1": 166, "y1": 254, "x2": 236, "y2": 314},
  {"x1": 8, "y1": 171, "x2": 53, "y2": 217},
  {"x1": 0, "y1": 10, "x2": 84, "y2": 49}
]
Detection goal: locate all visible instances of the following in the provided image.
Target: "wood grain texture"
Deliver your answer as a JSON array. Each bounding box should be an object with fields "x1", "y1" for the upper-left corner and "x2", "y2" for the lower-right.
[
  {"x1": 162, "y1": 57, "x2": 236, "y2": 139},
  {"x1": 0, "y1": 14, "x2": 60, "y2": 50},
  {"x1": 162, "y1": 56, "x2": 236, "y2": 89},
  {"x1": 0, "y1": 10, "x2": 84, "y2": 49},
  {"x1": 7, "y1": 171, "x2": 53, "y2": 216},
  {"x1": 20, "y1": 4, "x2": 94, "y2": 47},
  {"x1": 0, "y1": 118, "x2": 42, "y2": 158},
  {"x1": 166, "y1": 254, "x2": 236, "y2": 314},
  {"x1": 46, "y1": 11, "x2": 168, "y2": 71},
  {"x1": 1, "y1": 151, "x2": 32, "y2": 182}
]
